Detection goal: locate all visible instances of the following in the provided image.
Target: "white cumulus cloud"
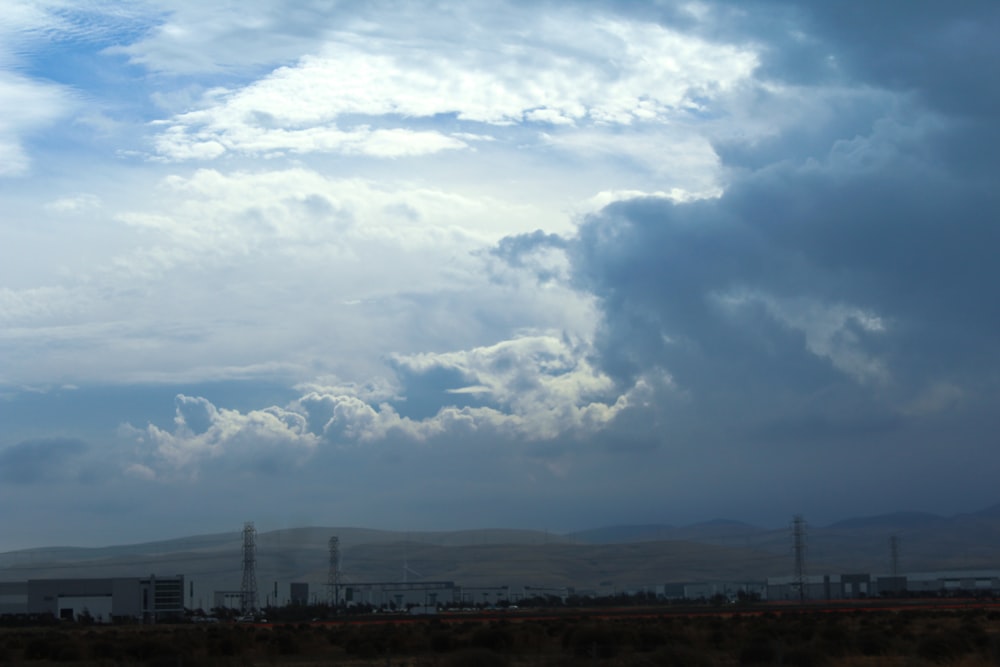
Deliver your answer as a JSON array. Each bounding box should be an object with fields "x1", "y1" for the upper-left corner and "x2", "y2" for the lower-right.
[
  {"x1": 129, "y1": 394, "x2": 319, "y2": 477},
  {"x1": 130, "y1": 334, "x2": 643, "y2": 476}
]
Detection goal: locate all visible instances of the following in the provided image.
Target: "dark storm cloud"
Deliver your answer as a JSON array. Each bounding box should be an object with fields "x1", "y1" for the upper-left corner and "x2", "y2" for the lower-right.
[
  {"x1": 0, "y1": 437, "x2": 88, "y2": 484},
  {"x1": 498, "y1": 1, "x2": 1000, "y2": 449},
  {"x1": 774, "y1": 1, "x2": 1000, "y2": 118},
  {"x1": 703, "y1": 0, "x2": 1000, "y2": 114},
  {"x1": 571, "y1": 122, "x2": 998, "y2": 427},
  {"x1": 717, "y1": 1, "x2": 1000, "y2": 176},
  {"x1": 673, "y1": 0, "x2": 1000, "y2": 175},
  {"x1": 570, "y1": 194, "x2": 830, "y2": 391}
]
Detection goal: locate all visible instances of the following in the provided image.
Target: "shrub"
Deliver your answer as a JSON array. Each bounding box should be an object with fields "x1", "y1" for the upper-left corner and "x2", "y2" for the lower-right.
[
  {"x1": 739, "y1": 639, "x2": 779, "y2": 665},
  {"x1": 445, "y1": 647, "x2": 508, "y2": 667},
  {"x1": 272, "y1": 630, "x2": 299, "y2": 655},
  {"x1": 24, "y1": 636, "x2": 52, "y2": 660},
  {"x1": 470, "y1": 625, "x2": 514, "y2": 652},
  {"x1": 654, "y1": 643, "x2": 715, "y2": 667},
  {"x1": 564, "y1": 623, "x2": 631, "y2": 659},
  {"x1": 430, "y1": 630, "x2": 455, "y2": 652},
  {"x1": 856, "y1": 627, "x2": 893, "y2": 656},
  {"x1": 783, "y1": 644, "x2": 830, "y2": 667},
  {"x1": 635, "y1": 625, "x2": 668, "y2": 652},
  {"x1": 917, "y1": 632, "x2": 971, "y2": 663}
]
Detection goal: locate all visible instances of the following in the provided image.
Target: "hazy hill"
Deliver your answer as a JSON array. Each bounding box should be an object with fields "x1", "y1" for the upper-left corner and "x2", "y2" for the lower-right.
[
  {"x1": 570, "y1": 520, "x2": 766, "y2": 546},
  {"x1": 568, "y1": 524, "x2": 676, "y2": 544},
  {"x1": 3, "y1": 505, "x2": 1000, "y2": 605}
]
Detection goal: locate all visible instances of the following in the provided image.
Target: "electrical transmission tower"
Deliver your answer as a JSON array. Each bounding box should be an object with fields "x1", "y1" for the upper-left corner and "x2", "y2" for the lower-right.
[
  {"x1": 240, "y1": 522, "x2": 259, "y2": 616},
  {"x1": 889, "y1": 534, "x2": 901, "y2": 577},
  {"x1": 327, "y1": 536, "x2": 341, "y2": 609},
  {"x1": 791, "y1": 515, "x2": 807, "y2": 602}
]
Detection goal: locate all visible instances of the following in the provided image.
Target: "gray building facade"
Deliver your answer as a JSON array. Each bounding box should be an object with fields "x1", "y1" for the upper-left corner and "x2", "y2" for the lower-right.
[{"x1": 0, "y1": 576, "x2": 184, "y2": 622}]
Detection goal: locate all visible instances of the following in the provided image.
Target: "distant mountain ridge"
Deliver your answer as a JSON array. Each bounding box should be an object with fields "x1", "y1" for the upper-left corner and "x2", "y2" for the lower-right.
[
  {"x1": 570, "y1": 520, "x2": 764, "y2": 545},
  {"x1": 3, "y1": 505, "x2": 1000, "y2": 600},
  {"x1": 827, "y1": 511, "x2": 944, "y2": 531}
]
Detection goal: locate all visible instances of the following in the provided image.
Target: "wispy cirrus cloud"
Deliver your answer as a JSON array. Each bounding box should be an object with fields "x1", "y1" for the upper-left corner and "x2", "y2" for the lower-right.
[
  {"x1": 150, "y1": 12, "x2": 756, "y2": 161},
  {"x1": 0, "y1": 73, "x2": 74, "y2": 176}
]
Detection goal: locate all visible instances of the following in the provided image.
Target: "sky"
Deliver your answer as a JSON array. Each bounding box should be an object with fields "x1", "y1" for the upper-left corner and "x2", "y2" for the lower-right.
[{"x1": 1, "y1": 0, "x2": 999, "y2": 550}]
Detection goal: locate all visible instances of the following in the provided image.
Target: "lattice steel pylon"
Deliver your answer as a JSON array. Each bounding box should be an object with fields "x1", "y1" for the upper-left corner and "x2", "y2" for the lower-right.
[
  {"x1": 889, "y1": 534, "x2": 901, "y2": 577},
  {"x1": 327, "y1": 536, "x2": 341, "y2": 608},
  {"x1": 240, "y1": 522, "x2": 259, "y2": 616},
  {"x1": 792, "y1": 515, "x2": 807, "y2": 602}
]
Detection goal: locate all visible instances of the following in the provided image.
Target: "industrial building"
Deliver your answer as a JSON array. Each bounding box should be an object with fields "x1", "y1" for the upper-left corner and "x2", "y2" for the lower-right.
[
  {"x1": 0, "y1": 575, "x2": 184, "y2": 623},
  {"x1": 661, "y1": 581, "x2": 767, "y2": 601},
  {"x1": 765, "y1": 571, "x2": 1000, "y2": 601},
  {"x1": 289, "y1": 582, "x2": 310, "y2": 605},
  {"x1": 212, "y1": 590, "x2": 243, "y2": 611},
  {"x1": 458, "y1": 585, "x2": 511, "y2": 607},
  {"x1": 341, "y1": 581, "x2": 457, "y2": 609}
]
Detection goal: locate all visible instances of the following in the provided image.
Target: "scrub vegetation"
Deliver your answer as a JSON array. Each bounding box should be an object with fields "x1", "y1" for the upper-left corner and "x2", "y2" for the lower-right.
[{"x1": 3, "y1": 608, "x2": 1000, "y2": 665}]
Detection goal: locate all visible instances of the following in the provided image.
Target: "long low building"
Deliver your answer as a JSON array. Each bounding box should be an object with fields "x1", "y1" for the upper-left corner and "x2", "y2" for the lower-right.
[
  {"x1": 767, "y1": 571, "x2": 1000, "y2": 600},
  {"x1": 0, "y1": 575, "x2": 185, "y2": 623}
]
